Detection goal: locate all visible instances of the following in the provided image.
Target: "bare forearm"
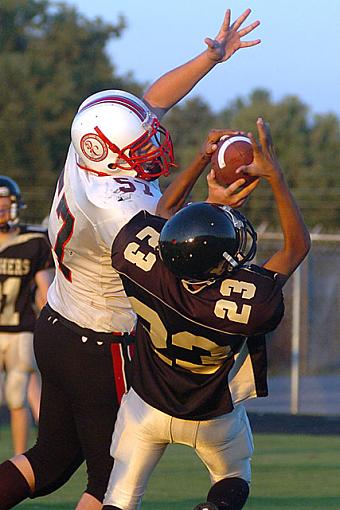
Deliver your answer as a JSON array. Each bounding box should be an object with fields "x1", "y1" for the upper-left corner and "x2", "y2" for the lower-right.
[
  {"x1": 156, "y1": 152, "x2": 210, "y2": 218},
  {"x1": 264, "y1": 173, "x2": 311, "y2": 275},
  {"x1": 271, "y1": 173, "x2": 309, "y2": 247},
  {"x1": 143, "y1": 52, "x2": 216, "y2": 117},
  {"x1": 156, "y1": 127, "x2": 256, "y2": 218},
  {"x1": 143, "y1": 8, "x2": 261, "y2": 118},
  {"x1": 34, "y1": 269, "x2": 54, "y2": 310}
]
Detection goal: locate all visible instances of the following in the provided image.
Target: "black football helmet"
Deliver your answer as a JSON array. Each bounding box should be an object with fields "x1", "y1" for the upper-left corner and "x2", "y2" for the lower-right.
[
  {"x1": 158, "y1": 202, "x2": 257, "y2": 282},
  {"x1": 0, "y1": 176, "x2": 25, "y2": 231}
]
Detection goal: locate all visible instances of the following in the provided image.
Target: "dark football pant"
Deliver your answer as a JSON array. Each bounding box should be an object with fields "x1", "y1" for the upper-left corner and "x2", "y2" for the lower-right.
[{"x1": 25, "y1": 305, "x2": 133, "y2": 502}]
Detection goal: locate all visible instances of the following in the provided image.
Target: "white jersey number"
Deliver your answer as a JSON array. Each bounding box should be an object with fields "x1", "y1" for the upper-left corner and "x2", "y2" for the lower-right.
[
  {"x1": 214, "y1": 279, "x2": 256, "y2": 324},
  {"x1": 124, "y1": 227, "x2": 256, "y2": 324},
  {"x1": 124, "y1": 227, "x2": 159, "y2": 272}
]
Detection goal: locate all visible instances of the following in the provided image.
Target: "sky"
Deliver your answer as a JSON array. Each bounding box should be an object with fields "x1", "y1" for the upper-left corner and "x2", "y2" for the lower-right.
[{"x1": 62, "y1": 0, "x2": 340, "y2": 117}]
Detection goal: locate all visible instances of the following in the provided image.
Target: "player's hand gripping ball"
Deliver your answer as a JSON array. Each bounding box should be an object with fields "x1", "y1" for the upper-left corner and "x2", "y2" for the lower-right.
[{"x1": 211, "y1": 135, "x2": 256, "y2": 186}]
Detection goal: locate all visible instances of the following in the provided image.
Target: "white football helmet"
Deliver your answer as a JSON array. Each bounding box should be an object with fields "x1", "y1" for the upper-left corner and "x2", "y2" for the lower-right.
[{"x1": 71, "y1": 90, "x2": 175, "y2": 180}]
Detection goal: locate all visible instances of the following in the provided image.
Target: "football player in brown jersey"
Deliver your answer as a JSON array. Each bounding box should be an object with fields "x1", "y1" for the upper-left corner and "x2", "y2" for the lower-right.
[
  {"x1": 102, "y1": 118, "x2": 311, "y2": 510},
  {"x1": 0, "y1": 177, "x2": 54, "y2": 455}
]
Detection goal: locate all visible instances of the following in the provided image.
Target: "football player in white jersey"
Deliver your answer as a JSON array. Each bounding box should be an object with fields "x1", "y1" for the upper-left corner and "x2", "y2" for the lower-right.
[{"x1": 0, "y1": 8, "x2": 262, "y2": 510}]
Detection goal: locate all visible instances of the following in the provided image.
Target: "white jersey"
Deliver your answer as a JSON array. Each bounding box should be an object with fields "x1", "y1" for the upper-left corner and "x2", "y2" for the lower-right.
[{"x1": 47, "y1": 145, "x2": 162, "y2": 333}]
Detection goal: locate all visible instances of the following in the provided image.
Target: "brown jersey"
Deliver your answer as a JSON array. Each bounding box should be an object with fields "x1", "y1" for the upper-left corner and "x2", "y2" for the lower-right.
[
  {"x1": 0, "y1": 225, "x2": 53, "y2": 332},
  {"x1": 111, "y1": 211, "x2": 284, "y2": 420}
]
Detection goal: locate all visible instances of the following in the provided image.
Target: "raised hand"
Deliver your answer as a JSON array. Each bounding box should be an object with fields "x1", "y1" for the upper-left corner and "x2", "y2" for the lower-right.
[
  {"x1": 236, "y1": 118, "x2": 283, "y2": 182},
  {"x1": 200, "y1": 128, "x2": 244, "y2": 160},
  {"x1": 205, "y1": 8, "x2": 261, "y2": 63},
  {"x1": 206, "y1": 168, "x2": 259, "y2": 208}
]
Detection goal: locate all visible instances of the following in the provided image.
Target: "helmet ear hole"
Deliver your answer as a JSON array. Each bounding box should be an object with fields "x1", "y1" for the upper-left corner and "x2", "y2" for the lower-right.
[{"x1": 159, "y1": 202, "x2": 257, "y2": 282}]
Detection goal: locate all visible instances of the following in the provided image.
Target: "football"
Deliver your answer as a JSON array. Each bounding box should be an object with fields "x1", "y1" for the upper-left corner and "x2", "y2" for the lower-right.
[{"x1": 211, "y1": 135, "x2": 255, "y2": 186}]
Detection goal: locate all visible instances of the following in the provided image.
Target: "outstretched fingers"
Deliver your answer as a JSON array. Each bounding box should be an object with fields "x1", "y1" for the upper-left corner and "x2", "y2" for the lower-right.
[
  {"x1": 247, "y1": 129, "x2": 261, "y2": 156},
  {"x1": 238, "y1": 20, "x2": 261, "y2": 37},
  {"x1": 227, "y1": 178, "x2": 248, "y2": 193},
  {"x1": 228, "y1": 178, "x2": 259, "y2": 207},
  {"x1": 239, "y1": 38, "x2": 261, "y2": 48},
  {"x1": 207, "y1": 167, "x2": 259, "y2": 208},
  {"x1": 218, "y1": 9, "x2": 231, "y2": 34},
  {"x1": 256, "y1": 118, "x2": 271, "y2": 151},
  {"x1": 238, "y1": 20, "x2": 261, "y2": 48},
  {"x1": 230, "y1": 8, "x2": 252, "y2": 31}
]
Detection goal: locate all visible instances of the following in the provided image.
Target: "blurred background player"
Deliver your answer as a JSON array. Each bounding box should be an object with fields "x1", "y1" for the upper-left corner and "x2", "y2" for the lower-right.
[
  {"x1": 0, "y1": 176, "x2": 54, "y2": 454},
  {"x1": 0, "y1": 8, "x2": 261, "y2": 510},
  {"x1": 102, "y1": 118, "x2": 311, "y2": 510},
  {"x1": 26, "y1": 214, "x2": 53, "y2": 425}
]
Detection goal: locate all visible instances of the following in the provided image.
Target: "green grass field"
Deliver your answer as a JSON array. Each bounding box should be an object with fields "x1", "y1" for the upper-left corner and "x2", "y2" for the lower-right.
[{"x1": 1, "y1": 425, "x2": 340, "y2": 509}]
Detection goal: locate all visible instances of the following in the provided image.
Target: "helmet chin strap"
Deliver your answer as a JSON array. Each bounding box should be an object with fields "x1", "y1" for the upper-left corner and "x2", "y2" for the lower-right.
[{"x1": 181, "y1": 278, "x2": 216, "y2": 294}]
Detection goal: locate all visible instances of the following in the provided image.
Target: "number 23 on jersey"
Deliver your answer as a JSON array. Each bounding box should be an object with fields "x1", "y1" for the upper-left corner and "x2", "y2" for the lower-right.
[{"x1": 123, "y1": 225, "x2": 256, "y2": 324}]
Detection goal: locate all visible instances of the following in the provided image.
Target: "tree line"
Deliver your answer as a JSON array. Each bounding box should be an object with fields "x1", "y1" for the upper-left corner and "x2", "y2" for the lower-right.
[{"x1": 1, "y1": 0, "x2": 339, "y2": 231}]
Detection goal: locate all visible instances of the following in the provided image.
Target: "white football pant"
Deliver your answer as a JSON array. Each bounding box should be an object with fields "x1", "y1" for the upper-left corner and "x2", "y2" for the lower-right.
[{"x1": 104, "y1": 388, "x2": 254, "y2": 510}]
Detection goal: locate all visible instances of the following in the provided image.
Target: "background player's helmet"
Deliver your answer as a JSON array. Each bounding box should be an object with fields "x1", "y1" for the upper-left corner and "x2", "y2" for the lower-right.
[
  {"x1": 71, "y1": 89, "x2": 175, "y2": 180},
  {"x1": 158, "y1": 202, "x2": 257, "y2": 282},
  {"x1": 0, "y1": 176, "x2": 25, "y2": 231}
]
